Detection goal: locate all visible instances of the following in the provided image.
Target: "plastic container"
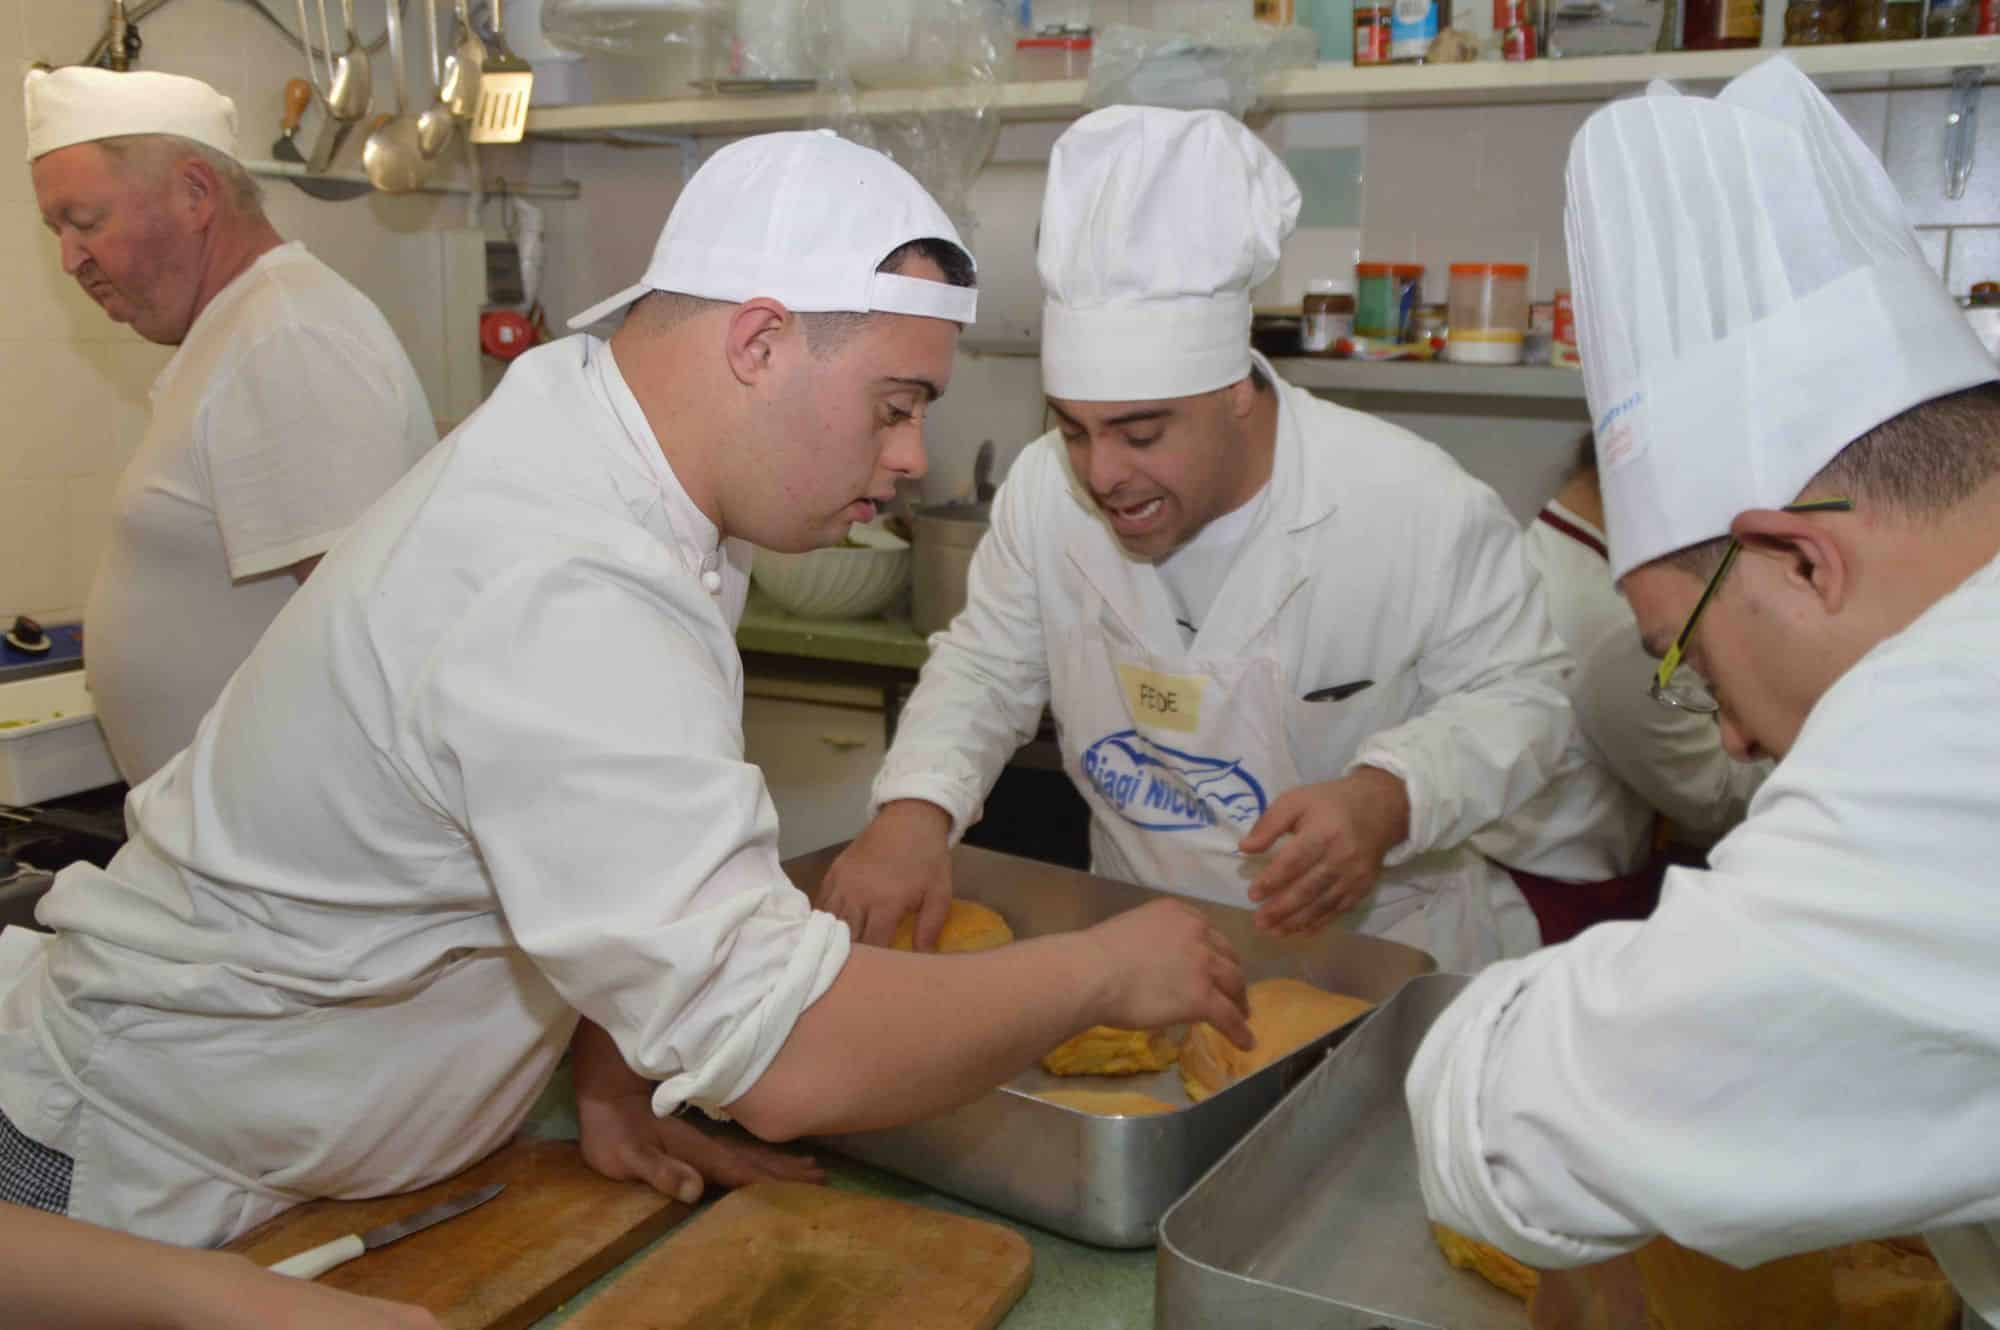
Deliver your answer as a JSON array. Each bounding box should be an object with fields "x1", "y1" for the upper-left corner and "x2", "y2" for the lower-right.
[
  {"x1": 0, "y1": 672, "x2": 118, "y2": 805},
  {"x1": 1301, "y1": 278, "x2": 1356, "y2": 354},
  {"x1": 1354, "y1": 262, "x2": 1425, "y2": 340},
  {"x1": 1014, "y1": 29, "x2": 1092, "y2": 78},
  {"x1": 1445, "y1": 262, "x2": 1529, "y2": 365},
  {"x1": 1389, "y1": 0, "x2": 1443, "y2": 59}
]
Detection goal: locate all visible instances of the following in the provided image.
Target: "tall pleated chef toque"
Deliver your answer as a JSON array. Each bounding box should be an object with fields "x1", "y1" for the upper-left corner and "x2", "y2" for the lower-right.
[
  {"x1": 25, "y1": 66, "x2": 239, "y2": 163},
  {"x1": 1039, "y1": 106, "x2": 1301, "y2": 402},
  {"x1": 569, "y1": 129, "x2": 977, "y2": 330},
  {"x1": 1567, "y1": 55, "x2": 1998, "y2": 580}
]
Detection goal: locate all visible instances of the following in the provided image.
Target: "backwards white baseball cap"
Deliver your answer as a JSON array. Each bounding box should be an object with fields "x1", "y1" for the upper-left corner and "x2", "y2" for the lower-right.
[
  {"x1": 25, "y1": 66, "x2": 239, "y2": 163},
  {"x1": 568, "y1": 129, "x2": 977, "y2": 331},
  {"x1": 1568, "y1": 56, "x2": 1997, "y2": 580},
  {"x1": 1039, "y1": 106, "x2": 1300, "y2": 402}
]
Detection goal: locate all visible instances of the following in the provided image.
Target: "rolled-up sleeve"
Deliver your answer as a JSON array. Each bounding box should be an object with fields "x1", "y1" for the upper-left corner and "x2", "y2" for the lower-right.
[{"x1": 413, "y1": 553, "x2": 848, "y2": 1117}]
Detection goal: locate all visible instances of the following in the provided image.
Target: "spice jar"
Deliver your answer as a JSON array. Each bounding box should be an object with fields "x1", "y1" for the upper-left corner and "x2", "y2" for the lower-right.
[
  {"x1": 1413, "y1": 302, "x2": 1450, "y2": 350},
  {"x1": 1849, "y1": 0, "x2": 1921, "y2": 39},
  {"x1": 1682, "y1": 0, "x2": 1763, "y2": 46},
  {"x1": 1354, "y1": 4, "x2": 1393, "y2": 63},
  {"x1": 1925, "y1": 0, "x2": 1977, "y2": 34},
  {"x1": 1447, "y1": 263, "x2": 1529, "y2": 365},
  {"x1": 1784, "y1": 0, "x2": 1849, "y2": 41},
  {"x1": 1494, "y1": 0, "x2": 1537, "y2": 57},
  {"x1": 1355, "y1": 262, "x2": 1426, "y2": 341},
  {"x1": 1301, "y1": 278, "x2": 1357, "y2": 355}
]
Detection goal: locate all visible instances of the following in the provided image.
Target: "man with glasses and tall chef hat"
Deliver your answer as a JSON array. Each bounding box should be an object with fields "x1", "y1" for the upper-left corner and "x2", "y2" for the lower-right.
[
  {"x1": 821, "y1": 105, "x2": 1645, "y2": 974},
  {"x1": 23, "y1": 66, "x2": 436, "y2": 785},
  {"x1": 0, "y1": 128, "x2": 1249, "y2": 1249},
  {"x1": 1408, "y1": 57, "x2": 2000, "y2": 1324}
]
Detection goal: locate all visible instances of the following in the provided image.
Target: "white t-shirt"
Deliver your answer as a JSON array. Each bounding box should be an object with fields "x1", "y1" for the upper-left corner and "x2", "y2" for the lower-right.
[
  {"x1": 1156, "y1": 483, "x2": 1270, "y2": 645},
  {"x1": 3, "y1": 336, "x2": 842, "y2": 1246},
  {"x1": 83, "y1": 242, "x2": 436, "y2": 784}
]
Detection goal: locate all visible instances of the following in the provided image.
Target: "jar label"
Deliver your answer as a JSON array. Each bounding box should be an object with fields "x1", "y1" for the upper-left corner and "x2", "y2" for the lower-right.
[
  {"x1": 1302, "y1": 311, "x2": 1354, "y2": 352},
  {"x1": 1390, "y1": 0, "x2": 1440, "y2": 55}
]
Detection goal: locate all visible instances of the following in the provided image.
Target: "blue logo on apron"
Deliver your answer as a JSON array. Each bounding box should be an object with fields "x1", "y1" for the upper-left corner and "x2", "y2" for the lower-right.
[{"x1": 1080, "y1": 729, "x2": 1269, "y2": 832}]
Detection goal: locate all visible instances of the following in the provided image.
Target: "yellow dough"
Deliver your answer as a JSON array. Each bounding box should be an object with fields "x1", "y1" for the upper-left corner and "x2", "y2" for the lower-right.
[
  {"x1": 1431, "y1": 1227, "x2": 1957, "y2": 1330},
  {"x1": 1041, "y1": 1025, "x2": 1179, "y2": 1077},
  {"x1": 887, "y1": 899, "x2": 1013, "y2": 953},
  {"x1": 1029, "y1": 1088, "x2": 1177, "y2": 1117},
  {"x1": 1178, "y1": 978, "x2": 1375, "y2": 1102},
  {"x1": 1433, "y1": 1225, "x2": 1540, "y2": 1303}
]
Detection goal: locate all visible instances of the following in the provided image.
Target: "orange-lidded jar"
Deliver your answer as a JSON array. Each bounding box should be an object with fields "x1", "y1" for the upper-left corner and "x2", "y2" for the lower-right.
[{"x1": 1445, "y1": 262, "x2": 1530, "y2": 365}]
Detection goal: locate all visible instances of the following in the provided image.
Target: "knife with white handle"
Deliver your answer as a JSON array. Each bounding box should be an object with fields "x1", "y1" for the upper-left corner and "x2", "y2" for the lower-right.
[{"x1": 269, "y1": 1182, "x2": 505, "y2": 1279}]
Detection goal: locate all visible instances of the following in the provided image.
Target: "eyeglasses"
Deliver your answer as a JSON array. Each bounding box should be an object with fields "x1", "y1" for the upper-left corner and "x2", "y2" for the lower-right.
[{"x1": 1650, "y1": 498, "x2": 1855, "y2": 715}]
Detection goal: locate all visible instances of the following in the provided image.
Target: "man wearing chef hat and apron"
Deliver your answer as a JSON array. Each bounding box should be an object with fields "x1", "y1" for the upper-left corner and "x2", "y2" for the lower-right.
[
  {"x1": 0, "y1": 128, "x2": 1249, "y2": 1246},
  {"x1": 1408, "y1": 56, "x2": 2000, "y2": 1323},
  {"x1": 823, "y1": 106, "x2": 1625, "y2": 974},
  {"x1": 23, "y1": 66, "x2": 435, "y2": 784}
]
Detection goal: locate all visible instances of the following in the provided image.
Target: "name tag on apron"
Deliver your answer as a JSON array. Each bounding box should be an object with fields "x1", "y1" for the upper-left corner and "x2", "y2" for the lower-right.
[{"x1": 1116, "y1": 664, "x2": 1205, "y2": 734}]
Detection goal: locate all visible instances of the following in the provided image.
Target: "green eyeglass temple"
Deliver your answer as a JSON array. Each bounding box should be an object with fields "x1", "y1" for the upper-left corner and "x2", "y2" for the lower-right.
[{"x1": 1650, "y1": 498, "x2": 1855, "y2": 714}]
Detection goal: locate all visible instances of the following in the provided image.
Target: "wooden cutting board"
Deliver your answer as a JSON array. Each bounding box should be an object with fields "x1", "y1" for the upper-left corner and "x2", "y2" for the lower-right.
[
  {"x1": 561, "y1": 1180, "x2": 1033, "y2": 1330},
  {"x1": 225, "y1": 1137, "x2": 690, "y2": 1330}
]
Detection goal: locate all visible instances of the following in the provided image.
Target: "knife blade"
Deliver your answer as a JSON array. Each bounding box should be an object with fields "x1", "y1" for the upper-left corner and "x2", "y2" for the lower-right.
[{"x1": 269, "y1": 1181, "x2": 506, "y2": 1280}]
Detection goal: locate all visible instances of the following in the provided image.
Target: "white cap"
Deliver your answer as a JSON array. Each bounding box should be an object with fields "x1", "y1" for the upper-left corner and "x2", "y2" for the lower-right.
[
  {"x1": 568, "y1": 129, "x2": 976, "y2": 330},
  {"x1": 1567, "y1": 56, "x2": 1998, "y2": 579},
  {"x1": 1040, "y1": 107, "x2": 1301, "y2": 402},
  {"x1": 25, "y1": 66, "x2": 239, "y2": 163}
]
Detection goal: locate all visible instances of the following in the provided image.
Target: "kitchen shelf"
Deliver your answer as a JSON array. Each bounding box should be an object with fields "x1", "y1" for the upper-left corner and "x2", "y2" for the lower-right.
[
  {"x1": 525, "y1": 38, "x2": 2000, "y2": 138},
  {"x1": 1273, "y1": 357, "x2": 1588, "y2": 399}
]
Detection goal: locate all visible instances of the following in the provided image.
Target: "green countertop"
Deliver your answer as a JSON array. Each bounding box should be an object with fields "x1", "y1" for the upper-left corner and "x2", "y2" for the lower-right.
[
  {"x1": 524, "y1": 1067, "x2": 1156, "y2": 1330},
  {"x1": 736, "y1": 588, "x2": 932, "y2": 672}
]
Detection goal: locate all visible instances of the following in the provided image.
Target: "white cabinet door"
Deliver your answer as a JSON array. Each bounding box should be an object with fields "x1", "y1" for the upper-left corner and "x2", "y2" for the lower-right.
[{"x1": 742, "y1": 685, "x2": 887, "y2": 860}]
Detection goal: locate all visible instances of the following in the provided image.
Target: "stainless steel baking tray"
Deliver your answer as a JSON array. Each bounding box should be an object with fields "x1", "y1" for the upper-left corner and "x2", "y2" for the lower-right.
[
  {"x1": 781, "y1": 843, "x2": 1434, "y2": 1248},
  {"x1": 1157, "y1": 972, "x2": 1527, "y2": 1329}
]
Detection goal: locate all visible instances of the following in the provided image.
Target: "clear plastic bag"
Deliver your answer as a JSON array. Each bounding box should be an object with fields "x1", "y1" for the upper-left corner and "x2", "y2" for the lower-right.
[
  {"x1": 540, "y1": 0, "x2": 727, "y2": 56},
  {"x1": 1084, "y1": 20, "x2": 1317, "y2": 118},
  {"x1": 803, "y1": 0, "x2": 1013, "y2": 240}
]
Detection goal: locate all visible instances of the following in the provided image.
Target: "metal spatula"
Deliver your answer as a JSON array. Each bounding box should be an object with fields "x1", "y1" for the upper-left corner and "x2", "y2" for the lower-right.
[{"x1": 469, "y1": 0, "x2": 533, "y2": 144}]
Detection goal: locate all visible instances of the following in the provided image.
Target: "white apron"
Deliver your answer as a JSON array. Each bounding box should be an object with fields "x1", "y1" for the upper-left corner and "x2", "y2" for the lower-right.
[{"x1": 1049, "y1": 565, "x2": 1531, "y2": 971}]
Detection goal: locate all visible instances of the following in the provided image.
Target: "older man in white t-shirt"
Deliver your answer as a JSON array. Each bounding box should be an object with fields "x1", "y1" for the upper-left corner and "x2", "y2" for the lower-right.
[{"x1": 26, "y1": 67, "x2": 435, "y2": 783}]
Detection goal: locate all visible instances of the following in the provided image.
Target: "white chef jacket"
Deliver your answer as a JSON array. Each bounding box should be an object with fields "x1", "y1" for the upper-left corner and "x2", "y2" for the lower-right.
[
  {"x1": 1537, "y1": 500, "x2": 1766, "y2": 839},
  {"x1": 873, "y1": 355, "x2": 1577, "y2": 971},
  {"x1": 85, "y1": 242, "x2": 436, "y2": 785},
  {"x1": 1407, "y1": 549, "x2": 2000, "y2": 1319},
  {"x1": 0, "y1": 335, "x2": 847, "y2": 1246}
]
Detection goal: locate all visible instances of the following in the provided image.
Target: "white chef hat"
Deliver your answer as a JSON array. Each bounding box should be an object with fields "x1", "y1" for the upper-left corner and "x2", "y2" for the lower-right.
[
  {"x1": 1039, "y1": 106, "x2": 1301, "y2": 402},
  {"x1": 24, "y1": 66, "x2": 239, "y2": 163},
  {"x1": 1567, "y1": 56, "x2": 1998, "y2": 580},
  {"x1": 569, "y1": 129, "x2": 977, "y2": 330}
]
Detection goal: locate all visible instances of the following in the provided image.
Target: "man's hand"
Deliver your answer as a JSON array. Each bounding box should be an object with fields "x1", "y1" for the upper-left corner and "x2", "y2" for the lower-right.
[
  {"x1": 578, "y1": 1087, "x2": 825, "y2": 1205},
  {"x1": 1240, "y1": 767, "x2": 1411, "y2": 938},
  {"x1": 571, "y1": 1018, "x2": 821, "y2": 1205},
  {"x1": 819, "y1": 800, "x2": 955, "y2": 948},
  {"x1": 1082, "y1": 899, "x2": 1252, "y2": 1048}
]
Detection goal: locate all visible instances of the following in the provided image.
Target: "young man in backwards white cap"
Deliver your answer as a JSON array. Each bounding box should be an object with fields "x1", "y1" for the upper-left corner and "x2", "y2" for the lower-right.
[
  {"x1": 23, "y1": 67, "x2": 436, "y2": 785},
  {"x1": 1407, "y1": 57, "x2": 2000, "y2": 1319},
  {"x1": 823, "y1": 106, "x2": 1628, "y2": 974},
  {"x1": 0, "y1": 129, "x2": 1249, "y2": 1247}
]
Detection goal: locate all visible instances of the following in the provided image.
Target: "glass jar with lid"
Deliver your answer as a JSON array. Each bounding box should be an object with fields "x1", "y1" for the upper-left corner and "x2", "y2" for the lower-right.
[
  {"x1": 1445, "y1": 263, "x2": 1530, "y2": 365},
  {"x1": 1355, "y1": 262, "x2": 1426, "y2": 340},
  {"x1": 1784, "y1": 0, "x2": 1849, "y2": 42},
  {"x1": 1925, "y1": 0, "x2": 1977, "y2": 35},
  {"x1": 1849, "y1": 0, "x2": 1921, "y2": 39},
  {"x1": 1302, "y1": 278, "x2": 1357, "y2": 355}
]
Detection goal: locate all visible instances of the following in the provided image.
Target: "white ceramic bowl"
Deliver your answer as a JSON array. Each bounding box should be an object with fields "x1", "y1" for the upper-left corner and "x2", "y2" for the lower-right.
[{"x1": 751, "y1": 539, "x2": 912, "y2": 620}]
